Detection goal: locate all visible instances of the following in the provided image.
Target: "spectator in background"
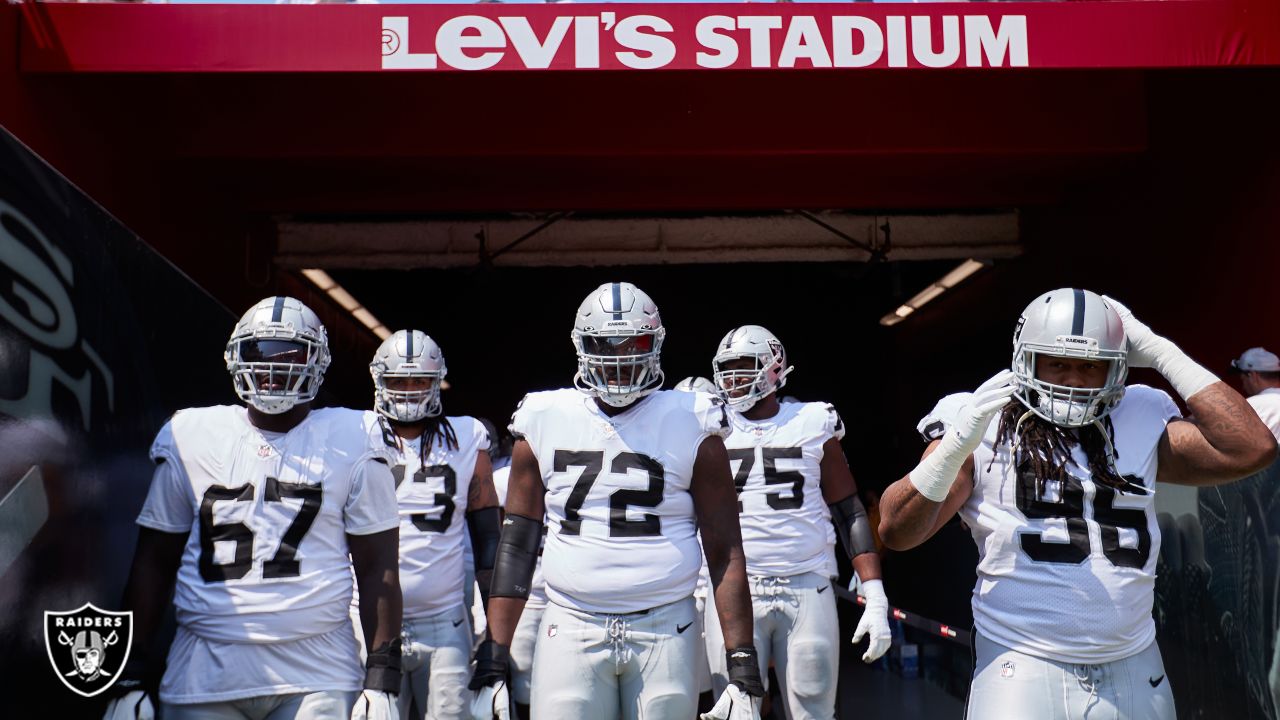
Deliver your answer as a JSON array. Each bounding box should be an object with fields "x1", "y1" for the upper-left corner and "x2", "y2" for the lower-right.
[{"x1": 1232, "y1": 347, "x2": 1280, "y2": 441}]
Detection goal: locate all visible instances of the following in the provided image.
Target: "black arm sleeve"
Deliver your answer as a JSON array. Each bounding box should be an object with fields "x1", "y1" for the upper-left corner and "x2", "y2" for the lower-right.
[
  {"x1": 830, "y1": 494, "x2": 876, "y2": 559},
  {"x1": 467, "y1": 506, "x2": 502, "y2": 609},
  {"x1": 490, "y1": 513, "x2": 543, "y2": 599}
]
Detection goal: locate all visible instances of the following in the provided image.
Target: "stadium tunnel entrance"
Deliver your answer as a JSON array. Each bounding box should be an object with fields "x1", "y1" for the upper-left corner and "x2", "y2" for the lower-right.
[{"x1": 4, "y1": 3, "x2": 1280, "y2": 712}]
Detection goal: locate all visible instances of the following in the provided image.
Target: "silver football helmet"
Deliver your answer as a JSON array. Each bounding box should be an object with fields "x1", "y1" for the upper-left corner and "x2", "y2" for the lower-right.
[
  {"x1": 370, "y1": 330, "x2": 446, "y2": 422},
  {"x1": 712, "y1": 325, "x2": 794, "y2": 412},
  {"x1": 225, "y1": 296, "x2": 331, "y2": 415},
  {"x1": 571, "y1": 282, "x2": 666, "y2": 407},
  {"x1": 1012, "y1": 288, "x2": 1128, "y2": 427}
]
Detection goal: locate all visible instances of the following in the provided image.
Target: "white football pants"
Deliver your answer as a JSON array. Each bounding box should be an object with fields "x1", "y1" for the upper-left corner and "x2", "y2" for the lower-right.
[
  {"x1": 162, "y1": 690, "x2": 357, "y2": 720},
  {"x1": 530, "y1": 596, "x2": 699, "y2": 720},
  {"x1": 704, "y1": 572, "x2": 839, "y2": 720},
  {"x1": 508, "y1": 603, "x2": 545, "y2": 705},
  {"x1": 400, "y1": 606, "x2": 472, "y2": 720},
  {"x1": 966, "y1": 632, "x2": 1176, "y2": 720}
]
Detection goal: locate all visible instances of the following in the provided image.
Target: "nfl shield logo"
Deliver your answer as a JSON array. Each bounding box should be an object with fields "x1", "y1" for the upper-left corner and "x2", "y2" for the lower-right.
[{"x1": 44, "y1": 603, "x2": 134, "y2": 697}]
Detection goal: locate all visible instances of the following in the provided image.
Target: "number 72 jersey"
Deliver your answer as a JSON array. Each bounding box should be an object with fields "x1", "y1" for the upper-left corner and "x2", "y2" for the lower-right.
[
  {"x1": 942, "y1": 384, "x2": 1181, "y2": 664},
  {"x1": 510, "y1": 388, "x2": 731, "y2": 614}
]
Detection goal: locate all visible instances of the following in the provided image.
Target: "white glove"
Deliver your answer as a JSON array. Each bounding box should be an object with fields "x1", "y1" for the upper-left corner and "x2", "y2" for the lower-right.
[
  {"x1": 469, "y1": 681, "x2": 511, "y2": 720},
  {"x1": 851, "y1": 578, "x2": 892, "y2": 663},
  {"x1": 351, "y1": 689, "x2": 398, "y2": 720},
  {"x1": 103, "y1": 690, "x2": 155, "y2": 720},
  {"x1": 700, "y1": 685, "x2": 761, "y2": 720},
  {"x1": 908, "y1": 370, "x2": 1016, "y2": 501},
  {"x1": 1103, "y1": 295, "x2": 1218, "y2": 400}
]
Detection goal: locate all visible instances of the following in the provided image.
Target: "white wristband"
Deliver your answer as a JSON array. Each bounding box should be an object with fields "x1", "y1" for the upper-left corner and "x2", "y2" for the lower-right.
[
  {"x1": 1155, "y1": 347, "x2": 1219, "y2": 401},
  {"x1": 907, "y1": 433, "x2": 968, "y2": 502}
]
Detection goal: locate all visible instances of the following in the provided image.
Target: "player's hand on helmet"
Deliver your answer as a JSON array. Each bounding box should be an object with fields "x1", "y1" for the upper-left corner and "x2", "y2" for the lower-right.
[
  {"x1": 351, "y1": 689, "x2": 398, "y2": 720},
  {"x1": 102, "y1": 684, "x2": 155, "y2": 720},
  {"x1": 851, "y1": 578, "x2": 892, "y2": 663},
  {"x1": 468, "y1": 639, "x2": 512, "y2": 720},
  {"x1": 1101, "y1": 296, "x2": 1165, "y2": 368}
]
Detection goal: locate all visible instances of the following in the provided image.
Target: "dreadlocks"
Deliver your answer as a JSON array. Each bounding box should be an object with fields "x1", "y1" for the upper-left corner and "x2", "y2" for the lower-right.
[
  {"x1": 990, "y1": 400, "x2": 1130, "y2": 491},
  {"x1": 389, "y1": 415, "x2": 459, "y2": 462}
]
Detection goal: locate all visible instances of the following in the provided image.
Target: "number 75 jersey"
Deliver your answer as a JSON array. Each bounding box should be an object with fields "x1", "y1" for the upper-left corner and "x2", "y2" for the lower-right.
[
  {"x1": 933, "y1": 384, "x2": 1181, "y2": 664},
  {"x1": 137, "y1": 406, "x2": 400, "y2": 644},
  {"x1": 510, "y1": 388, "x2": 731, "y2": 614}
]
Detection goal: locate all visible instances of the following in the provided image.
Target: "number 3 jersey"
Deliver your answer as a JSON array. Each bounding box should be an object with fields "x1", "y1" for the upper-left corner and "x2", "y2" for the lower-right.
[
  {"x1": 137, "y1": 405, "x2": 400, "y2": 644},
  {"x1": 726, "y1": 402, "x2": 844, "y2": 578},
  {"x1": 921, "y1": 384, "x2": 1181, "y2": 664},
  {"x1": 378, "y1": 415, "x2": 490, "y2": 619},
  {"x1": 510, "y1": 388, "x2": 731, "y2": 614}
]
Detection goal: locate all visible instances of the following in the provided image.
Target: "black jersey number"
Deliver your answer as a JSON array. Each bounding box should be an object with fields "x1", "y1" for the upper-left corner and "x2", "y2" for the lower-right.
[
  {"x1": 555, "y1": 450, "x2": 665, "y2": 538},
  {"x1": 391, "y1": 464, "x2": 457, "y2": 533},
  {"x1": 1013, "y1": 469, "x2": 1151, "y2": 568},
  {"x1": 198, "y1": 478, "x2": 322, "y2": 583},
  {"x1": 726, "y1": 447, "x2": 805, "y2": 512}
]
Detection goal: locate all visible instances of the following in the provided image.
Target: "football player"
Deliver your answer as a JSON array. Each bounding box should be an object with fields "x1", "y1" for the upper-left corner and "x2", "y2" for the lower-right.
[
  {"x1": 103, "y1": 296, "x2": 404, "y2": 720},
  {"x1": 488, "y1": 461, "x2": 544, "y2": 720},
  {"x1": 878, "y1": 288, "x2": 1277, "y2": 720},
  {"x1": 705, "y1": 325, "x2": 891, "y2": 720},
  {"x1": 366, "y1": 331, "x2": 501, "y2": 720},
  {"x1": 469, "y1": 282, "x2": 765, "y2": 720}
]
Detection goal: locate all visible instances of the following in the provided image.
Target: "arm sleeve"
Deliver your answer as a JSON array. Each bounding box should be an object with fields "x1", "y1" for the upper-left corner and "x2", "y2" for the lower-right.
[
  {"x1": 345, "y1": 457, "x2": 401, "y2": 536},
  {"x1": 916, "y1": 392, "x2": 974, "y2": 443}
]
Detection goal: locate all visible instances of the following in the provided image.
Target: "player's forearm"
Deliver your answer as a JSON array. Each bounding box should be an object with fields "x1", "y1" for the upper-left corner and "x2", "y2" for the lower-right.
[
  {"x1": 851, "y1": 548, "x2": 883, "y2": 582},
  {"x1": 1181, "y1": 382, "x2": 1277, "y2": 480},
  {"x1": 710, "y1": 547, "x2": 754, "y2": 648},
  {"x1": 356, "y1": 566, "x2": 403, "y2": 650},
  {"x1": 121, "y1": 529, "x2": 185, "y2": 669},
  {"x1": 485, "y1": 597, "x2": 527, "y2": 647},
  {"x1": 877, "y1": 478, "x2": 944, "y2": 551}
]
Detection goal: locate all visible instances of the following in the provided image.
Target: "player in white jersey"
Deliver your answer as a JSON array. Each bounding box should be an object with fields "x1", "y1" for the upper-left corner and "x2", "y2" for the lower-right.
[
  {"x1": 489, "y1": 463, "x2": 546, "y2": 720},
  {"x1": 367, "y1": 330, "x2": 501, "y2": 720},
  {"x1": 469, "y1": 282, "x2": 765, "y2": 720},
  {"x1": 705, "y1": 325, "x2": 892, "y2": 720},
  {"x1": 878, "y1": 288, "x2": 1277, "y2": 720},
  {"x1": 102, "y1": 296, "x2": 405, "y2": 720}
]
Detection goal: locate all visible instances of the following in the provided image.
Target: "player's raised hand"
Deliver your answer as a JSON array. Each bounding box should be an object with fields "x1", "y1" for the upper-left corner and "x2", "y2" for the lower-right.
[
  {"x1": 909, "y1": 370, "x2": 1015, "y2": 502},
  {"x1": 1104, "y1": 295, "x2": 1218, "y2": 400},
  {"x1": 850, "y1": 579, "x2": 892, "y2": 663}
]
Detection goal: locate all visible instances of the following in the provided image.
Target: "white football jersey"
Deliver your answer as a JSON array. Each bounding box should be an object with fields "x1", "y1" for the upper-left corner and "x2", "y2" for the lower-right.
[
  {"x1": 492, "y1": 464, "x2": 547, "y2": 608},
  {"x1": 380, "y1": 416, "x2": 491, "y2": 620},
  {"x1": 921, "y1": 384, "x2": 1180, "y2": 664},
  {"x1": 726, "y1": 402, "x2": 844, "y2": 577},
  {"x1": 510, "y1": 388, "x2": 730, "y2": 614},
  {"x1": 138, "y1": 405, "x2": 400, "y2": 643}
]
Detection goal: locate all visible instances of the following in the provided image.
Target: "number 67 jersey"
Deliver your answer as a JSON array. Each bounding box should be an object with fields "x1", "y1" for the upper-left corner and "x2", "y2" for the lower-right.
[
  {"x1": 138, "y1": 405, "x2": 400, "y2": 644},
  {"x1": 925, "y1": 384, "x2": 1181, "y2": 664},
  {"x1": 511, "y1": 388, "x2": 731, "y2": 615}
]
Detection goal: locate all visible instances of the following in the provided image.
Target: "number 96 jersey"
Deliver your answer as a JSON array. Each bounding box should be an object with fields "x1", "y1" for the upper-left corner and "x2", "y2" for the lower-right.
[
  {"x1": 923, "y1": 384, "x2": 1180, "y2": 664},
  {"x1": 138, "y1": 406, "x2": 400, "y2": 644},
  {"x1": 511, "y1": 388, "x2": 731, "y2": 614}
]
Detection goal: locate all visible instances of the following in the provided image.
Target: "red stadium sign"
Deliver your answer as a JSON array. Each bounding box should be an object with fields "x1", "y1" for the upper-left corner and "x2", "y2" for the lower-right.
[{"x1": 18, "y1": 1, "x2": 1280, "y2": 73}]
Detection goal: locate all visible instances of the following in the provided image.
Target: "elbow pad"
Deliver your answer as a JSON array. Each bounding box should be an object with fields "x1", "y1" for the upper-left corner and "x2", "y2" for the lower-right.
[
  {"x1": 468, "y1": 506, "x2": 502, "y2": 607},
  {"x1": 830, "y1": 494, "x2": 876, "y2": 559},
  {"x1": 490, "y1": 513, "x2": 542, "y2": 599}
]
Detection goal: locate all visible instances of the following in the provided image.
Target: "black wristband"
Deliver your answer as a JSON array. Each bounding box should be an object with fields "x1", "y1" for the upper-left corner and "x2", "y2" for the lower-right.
[
  {"x1": 469, "y1": 639, "x2": 511, "y2": 690},
  {"x1": 725, "y1": 646, "x2": 766, "y2": 697},
  {"x1": 364, "y1": 638, "x2": 403, "y2": 694}
]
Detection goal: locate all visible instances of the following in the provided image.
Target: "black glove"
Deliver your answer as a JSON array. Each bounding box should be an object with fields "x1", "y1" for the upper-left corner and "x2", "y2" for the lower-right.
[
  {"x1": 725, "y1": 647, "x2": 766, "y2": 697},
  {"x1": 364, "y1": 638, "x2": 403, "y2": 694},
  {"x1": 469, "y1": 639, "x2": 511, "y2": 691}
]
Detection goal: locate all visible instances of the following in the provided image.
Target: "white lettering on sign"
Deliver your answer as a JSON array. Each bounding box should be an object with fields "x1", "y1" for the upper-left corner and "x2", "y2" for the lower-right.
[{"x1": 381, "y1": 13, "x2": 1029, "y2": 71}]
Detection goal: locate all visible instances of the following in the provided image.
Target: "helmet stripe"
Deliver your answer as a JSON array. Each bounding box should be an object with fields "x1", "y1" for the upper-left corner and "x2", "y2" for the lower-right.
[
  {"x1": 406, "y1": 331, "x2": 414, "y2": 359},
  {"x1": 611, "y1": 282, "x2": 623, "y2": 321},
  {"x1": 271, "y1": 296, "x2": 285, "y2": 323},
  {"x1": 1071, "y1": 288, "x2": 1085, "y2": 335}
]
